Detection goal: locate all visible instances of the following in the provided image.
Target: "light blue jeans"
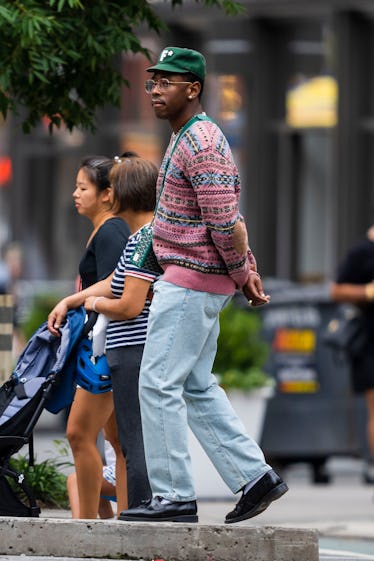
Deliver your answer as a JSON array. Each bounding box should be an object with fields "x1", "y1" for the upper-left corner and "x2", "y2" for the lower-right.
[{"x1": 139, "y1": 280, "x2": 271, "y2": 501}]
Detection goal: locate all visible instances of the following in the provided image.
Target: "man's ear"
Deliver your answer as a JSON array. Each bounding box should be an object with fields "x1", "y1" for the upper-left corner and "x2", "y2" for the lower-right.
[{"x1": 187, "y1": 81, "x2": 201, "y2": 100}]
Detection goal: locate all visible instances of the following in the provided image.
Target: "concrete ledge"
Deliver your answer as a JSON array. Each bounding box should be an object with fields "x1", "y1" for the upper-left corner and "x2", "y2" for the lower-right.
[{"x1": 0, "y1": 517, "x2": 319, "y2": 561}]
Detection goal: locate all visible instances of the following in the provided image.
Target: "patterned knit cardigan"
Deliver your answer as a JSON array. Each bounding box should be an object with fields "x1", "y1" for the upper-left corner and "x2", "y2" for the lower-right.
[{"x1": 153, "y1": 118, "x2": 255, "y2": 294}]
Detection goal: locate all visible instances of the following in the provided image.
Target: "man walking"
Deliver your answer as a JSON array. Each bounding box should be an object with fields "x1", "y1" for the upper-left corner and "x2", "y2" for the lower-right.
[{"x1": 119, "y1": 46, "x2": 288, "y2": 524}]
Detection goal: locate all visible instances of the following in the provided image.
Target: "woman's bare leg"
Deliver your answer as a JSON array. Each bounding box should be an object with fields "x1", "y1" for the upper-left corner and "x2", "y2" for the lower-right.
[
  {"x1": 66, "y1": 389, "x2": 114, "y2": 518},
  {"x1": 66, "y1": 472, "x2": 80, "y2": 518},
  {"x1": 104, "y1": 411, "x2": 128, "y2": 514}
]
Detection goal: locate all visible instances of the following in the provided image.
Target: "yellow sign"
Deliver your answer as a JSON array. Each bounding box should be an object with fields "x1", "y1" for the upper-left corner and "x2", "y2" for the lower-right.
[
  {"x1": 286, "y1": 75, "x2": 338, "y2": 128},
  {"x1": 273, "y1": 328, "x2": 316, "y2": 354},
  {"x1": 279, "y1": 380, "x2": 320, "y2": 393}
]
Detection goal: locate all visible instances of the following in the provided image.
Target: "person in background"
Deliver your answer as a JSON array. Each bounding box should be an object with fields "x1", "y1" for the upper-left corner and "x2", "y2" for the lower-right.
[
  {"x1": 48, "y1": 155, "x2": 131, "y2": 518},
  {"x1": 330, "y1": 224, "x2": 374, "y2": 483},
  {"x1": 48, "y1": 156, "x2": 160, "y2": 511},
  {"x1": 119, "y1": 46, "x2": 288, "y2": 525}
]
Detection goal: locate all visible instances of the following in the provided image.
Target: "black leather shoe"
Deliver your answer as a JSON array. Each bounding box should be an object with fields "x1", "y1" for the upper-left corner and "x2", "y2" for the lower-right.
[
  {"x1": 225, "y1": 469, "x2": 288, "y2": 524},
  {"x1": 119, "y1": 496, "x2": 198, "y2": 523}
]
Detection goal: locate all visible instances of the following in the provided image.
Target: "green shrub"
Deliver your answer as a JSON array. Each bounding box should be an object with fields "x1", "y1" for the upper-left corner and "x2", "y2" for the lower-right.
[
  {"x1": 213, "y1": 300, "x2": 272, "y2": 391},
  {"x1": 8, "y1": 439, "x2": 72, "y2": 509},
  {"x1": 21, "y1": 294, "x2": 62, "y2": 340}
]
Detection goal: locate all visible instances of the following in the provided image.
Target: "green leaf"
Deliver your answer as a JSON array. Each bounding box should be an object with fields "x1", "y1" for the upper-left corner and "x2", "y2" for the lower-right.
[
  {"x1": 0, "y1": 5, "x2": 16, "y2": 24},
  {"x1": 33, "y1": 70, "x2": 50, "y2": 84}
]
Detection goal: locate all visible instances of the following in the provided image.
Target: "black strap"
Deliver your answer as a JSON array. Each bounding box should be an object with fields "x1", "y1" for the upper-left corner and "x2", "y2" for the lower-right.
[
  {"x1": 81, "y1": 311, "x2": 98, "y2": 339},
  {"x1": 14, "y1": 383, "x2": 28, "y2": 400}
]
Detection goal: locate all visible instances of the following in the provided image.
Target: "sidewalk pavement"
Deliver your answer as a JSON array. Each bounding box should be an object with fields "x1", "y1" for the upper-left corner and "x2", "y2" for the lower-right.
[
  {"x1": 41, "y1": 471, "x2": 374, "y2": 532},
  {"x1": 30, "y1": 458, "x2": 374, "y2": 560},
  {"x1": 11, "y1": 425, "x2": 374, "y2": 560}
]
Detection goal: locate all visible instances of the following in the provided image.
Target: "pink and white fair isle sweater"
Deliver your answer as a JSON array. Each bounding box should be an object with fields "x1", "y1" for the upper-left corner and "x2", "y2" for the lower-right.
[{"x1": 153, "y1": 117, "x2": 256, "y2": 295}]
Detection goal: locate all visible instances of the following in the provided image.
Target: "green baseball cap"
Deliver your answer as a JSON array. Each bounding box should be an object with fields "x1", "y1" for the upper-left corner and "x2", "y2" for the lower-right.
[{"x1": 147, "y1": 47, "x2": 206, "y2": 81}]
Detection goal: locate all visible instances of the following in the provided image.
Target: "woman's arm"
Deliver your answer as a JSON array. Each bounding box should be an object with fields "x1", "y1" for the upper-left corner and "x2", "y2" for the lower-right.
[
  {"x1": 84, "y1": 276, "x2": 151, "y2": 321},
  {"x1": 47, "y1": 274, "x2": 114, "y2": 335}
]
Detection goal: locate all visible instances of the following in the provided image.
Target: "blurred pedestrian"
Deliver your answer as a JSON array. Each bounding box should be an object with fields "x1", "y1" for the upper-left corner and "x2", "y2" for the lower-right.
[
  {"x1": 48, "y1": 155, "x2": 130, "y2": 518},
  {"x1": 119, "y1": 46, "x2": 288, "y2": 525},
  {"x1": 330, "y1": 224, "x2": 374, "y2": 483}
]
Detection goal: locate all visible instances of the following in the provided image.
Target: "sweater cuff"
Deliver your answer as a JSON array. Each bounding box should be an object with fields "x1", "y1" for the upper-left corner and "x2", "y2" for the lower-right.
[{"x1": 230, "y1": 259, "x2": 250, "y2": 289}]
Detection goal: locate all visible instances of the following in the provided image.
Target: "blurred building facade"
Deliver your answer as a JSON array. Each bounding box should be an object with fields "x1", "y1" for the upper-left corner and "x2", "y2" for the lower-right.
[{"x1": 1, "y1": 0, "x2": 374, "y2": 283}]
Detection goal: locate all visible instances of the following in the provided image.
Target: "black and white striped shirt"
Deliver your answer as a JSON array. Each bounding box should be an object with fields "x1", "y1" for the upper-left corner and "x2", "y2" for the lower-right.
[{"x1": 106, "y1": 231, "x2": 159, "y2": 349}]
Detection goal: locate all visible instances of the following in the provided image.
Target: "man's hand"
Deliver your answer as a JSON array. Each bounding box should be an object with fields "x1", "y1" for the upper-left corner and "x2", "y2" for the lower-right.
[{"x1": 242, "y1": 272, "x2": 270, "y2": 307}]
